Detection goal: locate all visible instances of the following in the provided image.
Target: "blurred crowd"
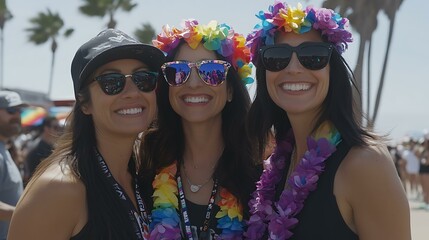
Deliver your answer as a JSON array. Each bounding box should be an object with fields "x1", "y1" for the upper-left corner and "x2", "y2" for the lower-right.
[
  {"x1": 9, "y1": 115, "x2": 63, "y2": 185},
  {"x1": 388, "y1": 134, "x2": 429, "y2": 209}
]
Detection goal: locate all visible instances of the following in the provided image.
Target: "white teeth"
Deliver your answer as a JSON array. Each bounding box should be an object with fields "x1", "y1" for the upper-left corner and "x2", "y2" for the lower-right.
[
  {"x1": 184, "y1": 96, "x2": 209, "y2": 103},
  {"x1": 117, "y1": 108, "x2": 142, "y2": 115},
  {"x1": 282, "y1": 83, "x2": 311, "y2": 91}
]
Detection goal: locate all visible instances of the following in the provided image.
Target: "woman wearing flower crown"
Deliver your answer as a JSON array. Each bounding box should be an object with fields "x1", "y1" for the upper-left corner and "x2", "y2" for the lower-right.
[
  {"x1": 244, "y1": 1, "x2": 411, "y2": 239},
  {"x1": 139, "y1": 19, "x2": 258, "y2": 239}
]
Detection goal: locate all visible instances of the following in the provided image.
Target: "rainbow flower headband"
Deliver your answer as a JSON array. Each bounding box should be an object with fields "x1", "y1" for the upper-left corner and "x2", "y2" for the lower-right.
[
  {"x1": 246, "y1": 1, "x2": 353, "y2": 64},
  {"x1": 153, "y1": 19, "x2": 254, "y2": 84}
]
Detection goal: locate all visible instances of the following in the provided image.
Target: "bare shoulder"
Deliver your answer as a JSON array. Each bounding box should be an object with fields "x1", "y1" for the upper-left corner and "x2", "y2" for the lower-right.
[
  {"x1": 24, "y1": 161, "x2": 86, "y2": 205},
  {"x1": 336, "y1": 143, "x2": 411, "y2": 239},
  {"x1": 9, "y1": 161, "x2": 87, "y2": 240},
  {"x1": 338, "y1": 143, "x2": 404, "y2": 205},
  {"x1": 341, "y1": 143, "x2": 394, "y2": 173}
]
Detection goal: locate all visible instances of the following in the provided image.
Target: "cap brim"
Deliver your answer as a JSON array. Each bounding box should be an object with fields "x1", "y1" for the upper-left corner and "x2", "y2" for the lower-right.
[
  {"x1": 79, "y1": 44, "x2": 165, "y2": 85},
  {"x1": 9, "y1": 102, "x2": 29, "y2": 108}
]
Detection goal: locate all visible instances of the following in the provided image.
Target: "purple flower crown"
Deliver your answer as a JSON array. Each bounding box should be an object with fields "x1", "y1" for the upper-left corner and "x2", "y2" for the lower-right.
[
  {"x1": 246, "y1": 1, "x2": 353, "y2": 64},
  {"x1": 153, "y1": 19, "x2": 254, "y2": 84}
]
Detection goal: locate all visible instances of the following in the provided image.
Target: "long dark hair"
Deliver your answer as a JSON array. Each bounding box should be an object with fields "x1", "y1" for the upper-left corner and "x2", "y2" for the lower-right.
[
  {"x1": 139, "y1": 41, "x2": 257, "y2": 216},
  {"x1": 26, "y1": 85, "x2": 137, "y2": 239},
  {"x1": 248, "y1": 48, "x2": 378, "y2": 159}
]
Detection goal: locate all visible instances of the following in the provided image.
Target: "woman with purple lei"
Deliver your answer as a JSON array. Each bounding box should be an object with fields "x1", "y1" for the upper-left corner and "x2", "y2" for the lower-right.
[{"x1": 244, "y1": 1, "x2": 411, "y2": 239}]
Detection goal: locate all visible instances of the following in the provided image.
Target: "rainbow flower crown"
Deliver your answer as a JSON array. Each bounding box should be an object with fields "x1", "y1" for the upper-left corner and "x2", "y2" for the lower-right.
[
  {"x1": 246, "y1": 1, "x2": 353, "y2": 64},
  {"x1": 153, "y1": 19, "x2": 254, "y2": 84}
]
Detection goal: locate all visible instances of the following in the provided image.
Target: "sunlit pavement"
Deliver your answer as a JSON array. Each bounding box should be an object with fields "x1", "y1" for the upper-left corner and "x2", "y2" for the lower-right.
[{"x1": 409, "y1": 199, "x2": 429, "y2": 240}]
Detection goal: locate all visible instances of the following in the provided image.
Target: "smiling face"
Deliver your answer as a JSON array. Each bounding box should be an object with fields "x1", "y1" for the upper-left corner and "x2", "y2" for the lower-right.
[
  {"x1": 168, "y1": 43, "x2": 231, "y2": 124},
  {"x1": 266, "y1": 30, "x2": 330, "y2": 119},
  {"x1": 83, "y1": 59, "x2": 157, "y2": 139}
]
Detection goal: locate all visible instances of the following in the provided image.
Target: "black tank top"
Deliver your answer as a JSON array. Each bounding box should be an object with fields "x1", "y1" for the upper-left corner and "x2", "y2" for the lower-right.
[
  {"x1": 275, "y1": 141, "x2": 359, "y2": 240},
  {"x1": 183, "y1": 199, "x2": 221, "y2": 238},
  {"x1": 70, "y1": 223, "x2": 90, "y2": 240}
]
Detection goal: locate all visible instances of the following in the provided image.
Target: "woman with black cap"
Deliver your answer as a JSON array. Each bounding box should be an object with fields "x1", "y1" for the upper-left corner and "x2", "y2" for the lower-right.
[{"x1": 8, "y1": 29, "x2": 165, "y2": 240}]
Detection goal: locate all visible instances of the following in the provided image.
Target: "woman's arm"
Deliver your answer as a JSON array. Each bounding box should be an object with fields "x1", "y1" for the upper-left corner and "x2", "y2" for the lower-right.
[{"x1": 338, "y1": 144, "x2": 411, "y2": 240}]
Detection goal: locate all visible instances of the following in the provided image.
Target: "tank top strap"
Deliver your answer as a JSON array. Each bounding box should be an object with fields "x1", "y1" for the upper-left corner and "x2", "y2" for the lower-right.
[{"x1": 321, "y1": 140, "x2": 352, "y2": 192}]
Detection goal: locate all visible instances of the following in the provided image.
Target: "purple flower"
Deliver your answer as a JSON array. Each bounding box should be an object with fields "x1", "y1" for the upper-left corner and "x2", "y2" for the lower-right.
[
  {"x1": 313, "y1": 8, "x2": 337, "y2": 30},
  {"x1": 149, "y1": 223, "x2": 181, "y2": 240},
  {"x1": 268, "y1": 216, "x2": 298, "y2": 239},
  {"x1": 244, "y1": 124, "x2": 340, "y2": 239}
]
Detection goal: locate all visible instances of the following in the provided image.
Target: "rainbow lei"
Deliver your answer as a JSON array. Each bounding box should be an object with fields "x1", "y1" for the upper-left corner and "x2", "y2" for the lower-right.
[
  {"x1": 153, "y1": 19, "x2": 254, "y2": 85},
  {"x1": 149, "y1": 162, "x2": 245, "y2": 239},
  {"x1": 246, "y1": 1, "x2": 353, "y2": 64},
  {"x1": 244, "y1": 122, "x2": 341, "y2": 239}
]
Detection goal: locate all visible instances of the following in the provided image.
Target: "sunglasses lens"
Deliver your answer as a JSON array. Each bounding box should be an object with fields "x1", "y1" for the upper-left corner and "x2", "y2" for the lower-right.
[
  {"x1": 163, "y1": 63, "x2": 190, "y2": 86},
  {"x1": 6, "y1": 107, "x2": 20, "y2": 114},
  {"x1": 261, "y1": 43, "x2": 332, "y2": 71},
  {"x1": 132, "y1": 71, "x2": 158, "y2": 92},
  {"x1": 198, "y1": 62, "x2": 227, "y2": 86},
  {"x1": 298, "y1": 45, "x2": 331, "y2": 70},
  {"x1": 96, "y1": 73, "x2": 125, "y2": 95},
  {"x1": 261, "y1": 47, "x2": 292, "y2": 72}
]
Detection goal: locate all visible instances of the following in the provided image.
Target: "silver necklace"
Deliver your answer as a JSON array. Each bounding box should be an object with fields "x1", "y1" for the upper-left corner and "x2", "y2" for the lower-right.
[{"x1": 183, "y1": 164, "x2": 213, "y2": 193}]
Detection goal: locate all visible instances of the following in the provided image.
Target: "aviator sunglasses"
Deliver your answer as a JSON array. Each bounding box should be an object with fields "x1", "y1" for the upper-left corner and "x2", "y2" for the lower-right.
[
  {"x1": 260, "y1": 42, "x2": 334, "y2": 71},
  {"x1": 94, "y1": 70, "x2": 158, "y2": 95},
  {"x1": 161, "y1": 60, "x2": 231, "y2": 87}
]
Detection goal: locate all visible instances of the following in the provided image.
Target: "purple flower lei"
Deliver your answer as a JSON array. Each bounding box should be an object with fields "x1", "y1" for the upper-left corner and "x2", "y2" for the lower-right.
[
  {"x1": 244, "y1": 122, "x2": 341, "y2": 239},
  {"x1": 246, "y1": 1, "x2": 353, "y2": 65}
]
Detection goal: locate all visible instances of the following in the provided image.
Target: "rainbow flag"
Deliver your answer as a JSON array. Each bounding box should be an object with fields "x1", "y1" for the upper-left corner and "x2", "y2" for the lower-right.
[{"x1": 21, "y1": 106, "x2": 48, "y2": 127}]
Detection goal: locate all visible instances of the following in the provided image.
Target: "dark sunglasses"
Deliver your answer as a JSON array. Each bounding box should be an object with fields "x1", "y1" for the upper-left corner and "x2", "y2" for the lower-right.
[
  {"x1": 161, "y1": 60, "x2": 231, "y2": 87},
  {"x1": 260, "y1": 42, "x2": 334, "y2": 71},
  {"x1": 5, "y1": 107, "x2": 22, "y2": 115},
  {"x1": 94, "y1": 70, "x2": 158, "y2": 95}
]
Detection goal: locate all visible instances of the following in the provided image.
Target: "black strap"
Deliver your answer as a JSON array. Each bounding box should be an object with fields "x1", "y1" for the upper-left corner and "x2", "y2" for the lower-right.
[
  {"x1": 95, "y1": 149, "x2": 149, "y2": 239},
  {"x1": 177, "y1": 169, "x2": 218, "y2": 240}
]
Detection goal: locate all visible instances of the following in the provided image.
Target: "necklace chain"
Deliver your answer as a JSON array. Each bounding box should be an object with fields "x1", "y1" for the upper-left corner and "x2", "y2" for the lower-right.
[{"x1": 183, "y1": 164, "x2": 213, "y2": 193}]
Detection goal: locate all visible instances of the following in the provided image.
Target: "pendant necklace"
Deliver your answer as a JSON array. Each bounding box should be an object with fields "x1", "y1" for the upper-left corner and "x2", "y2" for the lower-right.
[{"x1": 183, "y1": 163, "x2": 213, "y2": 193}]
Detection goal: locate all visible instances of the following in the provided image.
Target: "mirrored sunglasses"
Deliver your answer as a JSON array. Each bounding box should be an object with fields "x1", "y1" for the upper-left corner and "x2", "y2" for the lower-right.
[
  {"x1": 161, "y1": 60, "x2": 231, "y2": 87},
  {"x1": 94, "y1": 70, "x2": 158, "y2": 95},
  {"x1": 260, "y1": 42, "x2": 334, "y2": 71}
]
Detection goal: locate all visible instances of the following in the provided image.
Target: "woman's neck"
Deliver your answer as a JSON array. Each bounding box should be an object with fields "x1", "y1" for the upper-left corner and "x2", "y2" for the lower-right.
[
  {"x1": 181, "y1": 119, "x2": 224, "y2": 171},
  {"x1": 287, "y1": 112, "x2": 317, "y2": 160},
  {"x1": 96, "y1": 132, "x2": 136, "y2": 183}
]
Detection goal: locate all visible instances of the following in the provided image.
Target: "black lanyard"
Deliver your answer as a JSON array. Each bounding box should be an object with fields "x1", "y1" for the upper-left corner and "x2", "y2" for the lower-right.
[
  {"x1": 95, "y1": 149, "x2": 149, "y2": 239},
  {"x1": 177, "y1": 171, "x2": 218, "y2": 240}
]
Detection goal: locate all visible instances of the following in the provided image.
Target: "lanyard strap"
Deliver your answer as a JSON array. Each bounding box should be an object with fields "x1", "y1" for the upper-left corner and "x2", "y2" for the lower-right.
[
  {"x1": 95, "y1": 149, "x2": 149, "y2": 239},
  {"x1": 177, "y1": 172, "x2": 218, "y2": 240}
]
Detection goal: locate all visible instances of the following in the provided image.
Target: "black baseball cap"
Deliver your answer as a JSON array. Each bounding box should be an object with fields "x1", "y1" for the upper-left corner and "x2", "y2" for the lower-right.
[{"x1": 71, "y1": 28, "x2": 165, "y2": 97}]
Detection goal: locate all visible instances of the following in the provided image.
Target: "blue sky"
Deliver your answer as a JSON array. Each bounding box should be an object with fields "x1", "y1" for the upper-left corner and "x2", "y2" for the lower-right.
[{"x1": 2, "y1": 0, "x2": 427, "y2": 142}]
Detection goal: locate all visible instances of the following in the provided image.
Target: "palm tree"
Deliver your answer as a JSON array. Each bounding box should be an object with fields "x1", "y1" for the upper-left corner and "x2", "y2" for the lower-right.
[
  {"x1": 323, "y1": 0, "x2": 379, "y2": 122},
  {"x1": 79, "y1": 0, "x2": 137, "y2": 29},
  {"x1": 370, "y1": 0, "x2": 403, "y2": 127},
  {"x1": 323, "y1": 0, "x2": 403, "y2": 128},
  {"x1": 134, "y1": 23, "x2": 155, "y2": 44},
  {"x1": 0, "y1": 0, "x2": 13, "y2": 89},
  {"x1": 27, "y1": 9, "x2": 74, "y2": 98}
]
